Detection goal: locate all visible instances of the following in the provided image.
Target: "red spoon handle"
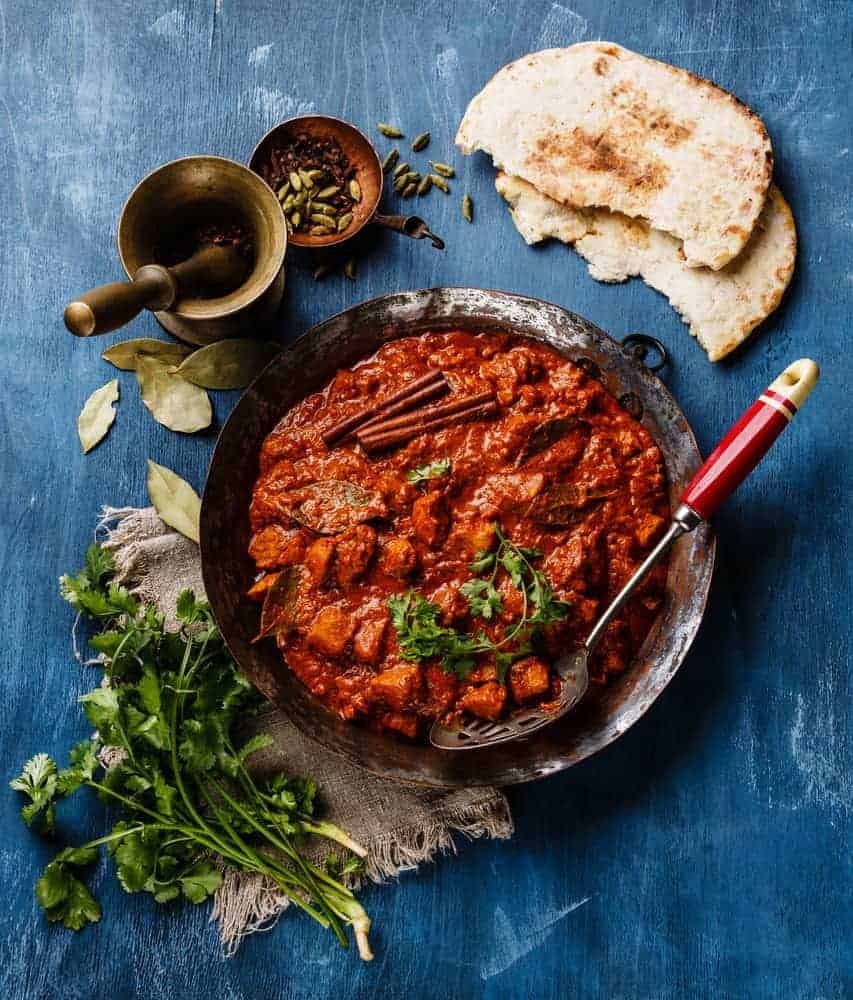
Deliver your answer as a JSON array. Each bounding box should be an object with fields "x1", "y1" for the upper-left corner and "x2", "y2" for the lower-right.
[{"x1": 681, "y1": 359, "x2": 819, "y2": 521}]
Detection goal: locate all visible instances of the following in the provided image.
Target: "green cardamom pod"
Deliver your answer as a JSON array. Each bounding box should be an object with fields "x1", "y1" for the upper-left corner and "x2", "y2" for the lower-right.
[
  {"x1": 289, "y1": 171, "x2": 302, "y2": 192},
  {"x1": 316, "y1": 185, "x2": 340, "y2": 199},
  {"x1": 416, "y1": 175, "x2": 432, "y2": 196},
  {"x1": 462, "y1": 194, "x2": 473, "y2": 223},
  {"x1": 429, "y1": 161, "x2": 455, "y2": 178},
  {"x1": 402, "y1": 182, "x2": 417, "y2": 198},
  {"x1": 381, "y1": 149, "x2": 399, "y2": 173},
  {"x1": 393, "y1": 161, "x2": 410, "y2": 178},
  {"x1": 429, "y1": 174, "x2": 450, "y2": 193},
  {"x1": 377, "y1": 123, "x2": 403, "y2": 138},
  {"x1": 348, "y1": 179, "x2": 362, "y2": 202},
  {"x1": 337, "y1": 212, "x2": 354, "y2": 231},
  {"x1": 411, "y1": 131, "x2": 430, "y2": 152}
]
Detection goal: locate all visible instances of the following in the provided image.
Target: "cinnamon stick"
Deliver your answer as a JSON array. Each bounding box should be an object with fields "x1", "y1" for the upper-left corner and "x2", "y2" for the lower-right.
[
  {"x1": 358, "y1": 390, "x2": 495, "y2": 440},
  {"x1": 359, "y1": 399, "x2": 498, "y2": 453},
  {"x1": 321, "y1": 370, "x2": 446, "y2": 447}
]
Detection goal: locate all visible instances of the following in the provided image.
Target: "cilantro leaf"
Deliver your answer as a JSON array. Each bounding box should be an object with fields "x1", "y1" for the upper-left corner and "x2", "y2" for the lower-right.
[
  {"x1": 406, "y1": 458, "x2": 452, "y2": 488},
  {"x1": 57, "y1": 741, "x2": 100, "y2": 795},
  {"x1": 10, "y1": 753, "x2": 58, "y2": 832},
  {"x1": 180, "y1": 863, "x2": 222, "y2": 904},
  {"x1": 36, "y1": 849, "x2": 101, "y2": 930}
]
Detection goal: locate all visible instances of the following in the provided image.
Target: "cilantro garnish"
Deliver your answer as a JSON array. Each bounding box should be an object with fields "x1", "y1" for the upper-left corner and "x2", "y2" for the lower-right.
[
  {"x1": 388, "y1": 525, "x2": 570, "y2": 682},
  {"x1": 405, "y1": 458, "x2": 452, "y2": 487},
  {"x1": 12, "y1": 544, "x2": 373, "y2": 960}
]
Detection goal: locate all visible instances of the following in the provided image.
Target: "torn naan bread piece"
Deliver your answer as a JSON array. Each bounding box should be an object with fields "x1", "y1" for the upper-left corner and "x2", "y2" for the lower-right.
[
  {"x1": 496, "y1": 172, "x2": 796, "y2": 361},
  {"x1": 458, "y1": 42, "x2": 773, "y2": 270}
]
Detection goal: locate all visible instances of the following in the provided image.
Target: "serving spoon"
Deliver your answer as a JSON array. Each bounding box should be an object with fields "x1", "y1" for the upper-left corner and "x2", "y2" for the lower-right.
[{"x1": 430, "y1": 359, "x2": 820, "y2": 750}]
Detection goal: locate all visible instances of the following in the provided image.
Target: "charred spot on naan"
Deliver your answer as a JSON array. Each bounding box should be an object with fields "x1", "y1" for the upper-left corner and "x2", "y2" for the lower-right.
[{"x1": 528, "y1": 126, "x2": 669, "y2": 197}]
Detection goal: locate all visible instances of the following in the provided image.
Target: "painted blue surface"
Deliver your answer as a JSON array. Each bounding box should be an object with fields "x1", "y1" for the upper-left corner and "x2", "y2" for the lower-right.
[{"x1": 0, "y1": 2, "x2": 850, "y2": 997}]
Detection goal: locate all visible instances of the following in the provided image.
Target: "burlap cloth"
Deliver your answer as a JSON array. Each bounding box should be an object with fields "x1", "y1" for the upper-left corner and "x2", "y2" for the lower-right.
[{"x1": 92, "y1": 507, "x2": 512, "y2": 953}]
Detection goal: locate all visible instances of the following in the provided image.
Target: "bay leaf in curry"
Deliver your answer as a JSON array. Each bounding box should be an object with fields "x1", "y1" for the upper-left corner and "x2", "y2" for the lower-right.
[
  {"x1": 527, "y1": 482, "x2": 617, "y2": 526},
  {"x1": 289, "y1": 481, "x2": 387, "y2": 534},
  {"x1": 102, "y1": 338, "x2": 192, "y2": 372},
  {"x1": 252, "y1": 566, "x2": 304, "y2": 642},
  {"x1": 146, "y1": 459, "x2": 201, "y2": 543},
  {"x1": 77, "y1": 379, "x2": 119, "y2": 454},
  {"x1": 516, "y1": 416, "x2": 585, "y2": 465},
  {"x1": 136, "y1": 356, "x2": 212, "y2": 434},
  {"x1": 171, "y1": 339, "x2": 281, "y2": 390}
]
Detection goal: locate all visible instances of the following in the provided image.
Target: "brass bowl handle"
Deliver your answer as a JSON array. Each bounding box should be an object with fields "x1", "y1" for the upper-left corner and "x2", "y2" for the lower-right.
[{"x1": 372, "y1": 212, "x2": 444, "y2": 249}]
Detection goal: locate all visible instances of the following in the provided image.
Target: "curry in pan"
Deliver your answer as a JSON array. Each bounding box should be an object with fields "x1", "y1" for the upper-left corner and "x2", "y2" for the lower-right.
[{"x1": 248, "y1": 331, "x2": 669, "y2": 741}]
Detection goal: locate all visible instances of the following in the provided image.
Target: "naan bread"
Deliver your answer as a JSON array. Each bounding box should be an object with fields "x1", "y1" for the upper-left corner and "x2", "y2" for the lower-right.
[
  {"x1": 458, "y1": 43, "x2": 773, "y2": 270},
  {"x1": 496, "y1": 172, "x2": 796, "y2": 361}
]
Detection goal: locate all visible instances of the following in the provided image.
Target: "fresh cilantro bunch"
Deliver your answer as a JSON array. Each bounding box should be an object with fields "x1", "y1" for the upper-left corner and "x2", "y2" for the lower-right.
[
  {"x1": 405, "y1": 458, "x2": 452, "y2": 488},
  {"x1": 389, "y1": 524, "x2": 570, "y2": 681},
  {"x1": 12, "y1": 545, "x2": 372, "y2": 959}
]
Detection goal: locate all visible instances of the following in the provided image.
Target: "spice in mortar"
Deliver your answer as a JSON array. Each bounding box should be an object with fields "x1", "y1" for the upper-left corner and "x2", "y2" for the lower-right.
[
  {"x1": 260, "y1": 132, "x2": 361, "y2": 237},
  {"x1": 153, "y1": 216, "x2": 254, "y2": 297}
]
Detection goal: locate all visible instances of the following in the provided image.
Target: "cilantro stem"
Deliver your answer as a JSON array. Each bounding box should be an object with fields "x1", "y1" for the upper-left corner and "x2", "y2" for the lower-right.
[
  {"x1": 196, "y1": 782, "x2": 333, "y2": 929},
  {"x1": 205, "y1": 777, "x2": 349, "y2": 947}
]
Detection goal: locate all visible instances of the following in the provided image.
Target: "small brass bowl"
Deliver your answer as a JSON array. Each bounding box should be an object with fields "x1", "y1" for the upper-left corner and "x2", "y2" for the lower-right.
[
  {"x1": 249, "y1": 115, "x2": 443, "y2": 251},
  {"x1": 118, "y1": 155, "x2": 287, "y2": 345}
]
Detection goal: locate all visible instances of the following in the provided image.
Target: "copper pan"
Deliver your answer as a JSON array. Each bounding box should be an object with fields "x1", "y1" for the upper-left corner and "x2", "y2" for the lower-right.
[{"x1": 199, "y1": 288, "x2": 715, "y2": 788}]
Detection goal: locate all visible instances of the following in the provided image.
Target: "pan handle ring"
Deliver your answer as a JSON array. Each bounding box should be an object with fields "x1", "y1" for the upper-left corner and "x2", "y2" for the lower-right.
[{"x1": 621, "y1": 333, "x2": 668, "y2": 374}]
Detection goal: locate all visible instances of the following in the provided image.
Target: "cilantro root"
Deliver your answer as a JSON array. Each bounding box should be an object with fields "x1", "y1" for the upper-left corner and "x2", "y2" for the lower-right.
[{"x1": 12, "y1": 544, "x2": 373, "y2": 959}]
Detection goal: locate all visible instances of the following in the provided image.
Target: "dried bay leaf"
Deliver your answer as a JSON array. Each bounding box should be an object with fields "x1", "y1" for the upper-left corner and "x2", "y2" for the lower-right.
[
  {"x1": 527, "y1": 482, "x2": 617, "y2": 526},
  {"x1": 146, "y1": 459, "x2": 201, "y2": 543},
  {"x1": 102, "y1": 338, "x2": 192, "y2": 372},
  {"x1": 136, "y1": 356, "x2": 212, "y2": 434},
  {"x1": 516, "y1": 417, "x2": 585, "y2": 466},
  {"x1": 171, "y1": 339, "x2": 281, "y2": 390},
  {"x1": 288, "y1": 480, "x2": 387, "y2": 534},
  {"x1": 78, "y1": 379, "x2": 119, "y2": 453},
  {"x1": 252, "y1": 566, "x2": 303, "y2": 642}
]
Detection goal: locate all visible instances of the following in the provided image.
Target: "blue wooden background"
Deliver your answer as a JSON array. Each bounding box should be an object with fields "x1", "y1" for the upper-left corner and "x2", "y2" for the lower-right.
[{"x1": 0, "y1": 1, "x2": 850, "y2": 997}]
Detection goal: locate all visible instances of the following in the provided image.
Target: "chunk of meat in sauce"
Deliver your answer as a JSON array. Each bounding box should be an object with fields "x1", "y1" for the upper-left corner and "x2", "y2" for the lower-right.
[
  {"x1": 353, "y1": 615, "x2": 387, "y2": 665},
  {"x1": 368, "y1": 663, "x2": 423, "y2": 712},
  {"x1": 380, "y1": 536, "x2": 419, "y2": 578},
  {"x1": 378, "y1": 711, "x2": 419, "y2": 739},
  {"x1": 336, "y1": 525, "x2": 377, "y2": 586},
  {"x1": 454, "y1": 518, "x2": 497, "y2": 559},
  {"x1": 248, "y1": 525, "x2": 306, "y2": 571},
  {"x1": 423, "y1": 664, "x2": 458, "y2": 714},
  {"x1": 509, "y1": 657, "x2": 551, "y2": 703},
  {"x1": 411, "y1": 491, "x2": 451, "y2": 548},
  {"x1": 305, "y1": 537, "x2": 336, "y2": 586},
  {"x1": 458, "y1": 681, "x2": 507, "y2": 721},
  {"x1": 375, "y1": 472, "x2": 418, "y2": 514},
  {"x1": 429, "y1": 581, "x2": 468, "y2": 625},
  {"x1": 306, "y1": 605, "x2": 354, "y2": 657}
]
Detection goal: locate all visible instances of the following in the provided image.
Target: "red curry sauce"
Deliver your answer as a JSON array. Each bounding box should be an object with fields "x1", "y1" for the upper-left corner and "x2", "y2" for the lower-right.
[{"x1": 248, "y1": 331, "x2": 670, "y2": 740}]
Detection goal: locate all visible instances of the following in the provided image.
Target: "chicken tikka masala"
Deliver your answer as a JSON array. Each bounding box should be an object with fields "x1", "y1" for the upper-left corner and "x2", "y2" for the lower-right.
[{"x1": 248, "y1": 331, "x2": 669, "y2": 741}]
